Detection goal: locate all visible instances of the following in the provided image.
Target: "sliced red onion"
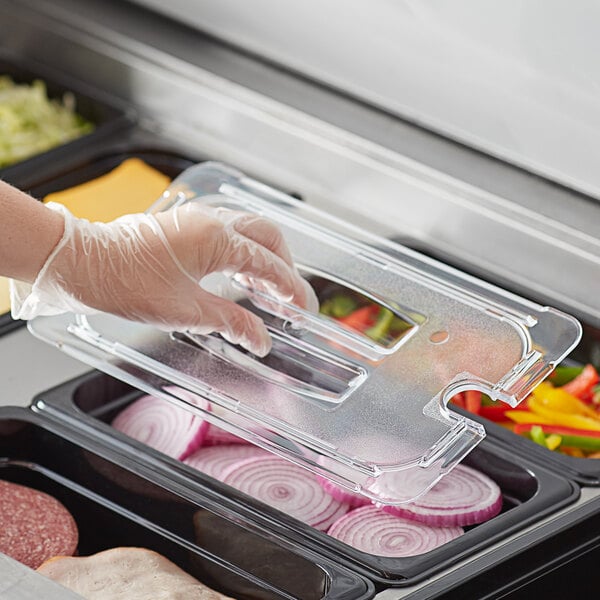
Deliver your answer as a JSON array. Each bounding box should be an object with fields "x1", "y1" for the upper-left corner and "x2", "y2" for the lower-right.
[
  {"x1": 316, "y1": 476, "x2": 370, "y2": 508},
  {"x1": 204, "y1": 424, "x2": 249, "y2": 446},
  {"x1": 328, "y1": 505, "x2": 463, "y2": 557},
  {"x1": 221, "y1": 456, "x2": 350, "y2": 531},
  {"x1": 382, "y1": 465, "x2": 502, "y2": 527},
  {"x1": 111, "y1": 390, "x2": 208, "y2": 460},
  {"x1": 184, "y1": 444, "x2": 268, "y2": 480}
]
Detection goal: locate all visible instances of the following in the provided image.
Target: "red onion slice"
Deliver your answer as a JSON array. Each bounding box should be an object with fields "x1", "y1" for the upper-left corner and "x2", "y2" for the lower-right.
[
  {"x1": 111, "y1": 390, "x2": 208, "y2": 460},
  {"x1": 382, "y1": 465, "x2": 502, "y2": 527},
  {"x1": 221, "y1": 456, "x2": 350, "y2": 531},
  {"x1": 184, "y1": 445, "x2": 268, "y2": 480},
  {"x1": 204, "y1": 425, "x2": 248, "y2": 446},
  {"x1": 328, "y1": 505, "x2": 463, "y2": 557},
  {"x1": 316, "y1": 476, "x2": 370, "y2": 508}
]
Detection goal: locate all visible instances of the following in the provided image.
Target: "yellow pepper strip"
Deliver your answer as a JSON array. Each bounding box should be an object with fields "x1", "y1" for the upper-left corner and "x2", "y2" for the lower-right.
[
  {"x1": 527, "y1": 397, "x2": 600, "y2": 431},
  {"x1": 531, "y1": 382, "x2": 600, "y2": 421},
  {"x1": 505, "y1": 410, "x2": 554, "y2": 425},
  {"x1": 545, "y1": 434, "x2": 562, "y2": 451}
]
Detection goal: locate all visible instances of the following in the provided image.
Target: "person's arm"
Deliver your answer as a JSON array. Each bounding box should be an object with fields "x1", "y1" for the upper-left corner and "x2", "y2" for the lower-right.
[
  {"x1": 4, "y1": 182, "x2": 317, "y2": 356},
  {"x1": 0, "y1": 182, "x2": 64, "y2": 282}
]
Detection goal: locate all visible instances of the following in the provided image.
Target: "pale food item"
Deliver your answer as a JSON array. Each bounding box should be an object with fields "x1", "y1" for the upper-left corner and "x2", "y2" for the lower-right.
[
  {"x1": 37, "y1": 547, "x2": 234, "y2": 600},
  {"x1": 0, "y1": 76, "x2": 93, "y2": 167}
]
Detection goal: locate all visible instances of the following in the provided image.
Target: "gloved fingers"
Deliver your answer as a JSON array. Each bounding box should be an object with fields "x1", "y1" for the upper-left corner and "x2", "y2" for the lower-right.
[
  {"x1": 184, "y1": 288, "x2": 272, "y2": 357},
  {"x1": 229, "y1": 212, "x2": 295, "y2": 269},
  {"x1": 215, "y1": 210, "x2": 319, "y2": 312},
  {"x1": 205, "y1": 223, "x2": 311, "y2": 309},
  {"x1": 179, "y1": 205, "x2": 296, "y2": 269},
  {"x1": 158, "y1": 204, "x2": 319, "y2": 312}
]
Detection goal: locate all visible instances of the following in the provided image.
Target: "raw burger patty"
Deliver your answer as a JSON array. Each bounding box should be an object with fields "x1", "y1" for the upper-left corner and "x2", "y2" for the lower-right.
[
  {"x1": 0, "y1": 479, "x2": 78, "y2": 569},
  {"x1": 37, "y1": 547, "x2": 234, "y2": 599}
]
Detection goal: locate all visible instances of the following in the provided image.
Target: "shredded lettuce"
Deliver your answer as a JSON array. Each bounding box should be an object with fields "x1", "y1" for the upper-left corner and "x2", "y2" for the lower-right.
[{"x1": 0, "y1": 76, "x2": 94, "y2": 167}]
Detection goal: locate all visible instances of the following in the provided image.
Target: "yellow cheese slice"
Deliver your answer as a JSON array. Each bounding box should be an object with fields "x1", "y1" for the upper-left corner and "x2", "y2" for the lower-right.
[
  {"x1": 0, "y1": 277, "x2": 10, "y2": 314},
  {"x1": 1, "y1": 158, "x2": 172, "y2": 316},
  {"x1": 43, "y1": 157, "x2": 171, "y2": 222}
]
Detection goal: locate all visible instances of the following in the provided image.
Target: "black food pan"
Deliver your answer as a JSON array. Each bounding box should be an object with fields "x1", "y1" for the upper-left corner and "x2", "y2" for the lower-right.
[
  {"x1": 33, "y1": 370, "x2": 580, "y2": 587},
  {"x1": 452, "y1": 324, "x2": 600, "y2": 486},
  {"x1": 0, "y1": 147, "x2": 197, "y2": 337},
  {"x1": 0, "y1": 54, "x2": 133, "y2": 186},
  {"x1": 394, "y1": 237, "x2": 600, "y2": 487},
  {"x1": 0, "y1": 406, "x2": 373, "y2": 600}
]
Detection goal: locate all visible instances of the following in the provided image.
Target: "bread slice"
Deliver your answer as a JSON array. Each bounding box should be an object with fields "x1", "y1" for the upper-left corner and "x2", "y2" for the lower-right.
[{"x1": 37, "y1": 547, "x2": 233, "y2": 599}]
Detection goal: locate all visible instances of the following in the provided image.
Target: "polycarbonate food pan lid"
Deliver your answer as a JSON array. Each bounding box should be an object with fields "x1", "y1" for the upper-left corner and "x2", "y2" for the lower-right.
[{"x1": 29, "y1": 162, "x2": 582, "y2": 505}]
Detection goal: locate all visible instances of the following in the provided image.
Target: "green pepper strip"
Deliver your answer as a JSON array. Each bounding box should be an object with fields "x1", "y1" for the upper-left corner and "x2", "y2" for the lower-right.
[
  {"x1": 515, "y1": 423, "x2": 600, "y2": 451},
  {"x1": 549, "y1": 365, "x2": 584, "y2": 387},
  {"x1": 320, "y1": 295, "x2": 358, "y2": 318},
  {"x1": 365, "y1": 308, "x2": 394, "y2": 343},
  {"x1": 529, "y1": 425, "x2": 547, "y2": 447}
]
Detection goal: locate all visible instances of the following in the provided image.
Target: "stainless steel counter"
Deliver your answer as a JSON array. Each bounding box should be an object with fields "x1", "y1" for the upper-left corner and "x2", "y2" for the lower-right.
[
  {"x1": 0, "y1": 0, "x2": 599, "y2": 596},
  {"x1": 0, "y1": 327, "x2": 88, "y2": 408}
]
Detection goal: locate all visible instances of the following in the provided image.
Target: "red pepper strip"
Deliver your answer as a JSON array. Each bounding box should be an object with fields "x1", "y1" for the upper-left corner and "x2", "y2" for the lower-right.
[
  {"x1": 451, "y1": 392, "x2": 466, "y2": 409},
  {"x1": 514, "y1": 423, "x2": 600, "y2": 438},
  {"x1": 336, "y1": 305, "x2": 379, "y2": 332},
  {"x1": 465, "y1": 390, "x2": 482, "y2": 415},
  {"x1": 479, "y1": 405, "x2": 511, "y2": 422},
  {"x1": 562, "y1": 364, "x2": 600, "y2": 402}
]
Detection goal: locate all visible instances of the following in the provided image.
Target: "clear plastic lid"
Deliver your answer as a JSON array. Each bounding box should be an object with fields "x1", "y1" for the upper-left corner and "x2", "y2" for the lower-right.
[{"x1": 29, "y1": 162, "x2": 582, "y2": 505}]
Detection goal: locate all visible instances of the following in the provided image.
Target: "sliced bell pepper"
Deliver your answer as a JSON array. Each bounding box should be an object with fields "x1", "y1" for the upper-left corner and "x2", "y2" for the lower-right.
[
  {"x1": 504, "y1": 410, "x2": 555, "y2": 425},
  {"x1": 365, "y1": 308, "x2": 394, "y2": 343},
  {"x1": 561, "y1": 364, "x2": 600, "y2": 401},
  {"x1": 336, "y1": 304, "x2": 379, "y2": 332},
  {"x1": 549, "y1": 365, "x2": 584, "y2": 387},
  {"x1": 593, "y1": 385, "x2": 600, "y2": 407},
  {"x1": 465, "y1": 390, "x2": 482, "y2": 415},
  {"x1": 529, "y1": 425, "x2": 547, "y2": 447},
  {"x1": 526, "y1": 396, "x2": 600, "y2": 430},
  {"x1": 514, "y1": 423, "x2": 600, "y2": 451},
  {"x1": 545, "y1": 434, "x2": 562, "y2": 451},
  {"x1": 562, "y1": 447, "x2": 585, "y2": 458},
  {"x1": 478, "y1": 404, "x2": 511, "y2": 422},
  {"x1": 530, "y1": 383, "x2": 600, "y2": 421},
  {"x1": 321, "y1": 294, "x2": 358, "y2": 318},
  {"x1": 451, "y1": 392, "x2": 466, "y2": 409}
]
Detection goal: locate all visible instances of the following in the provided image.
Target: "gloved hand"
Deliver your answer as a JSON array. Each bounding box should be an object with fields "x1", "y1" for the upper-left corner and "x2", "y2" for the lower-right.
[{"x1": 11, "y1": 202, "x2": 318, "y2": 356}]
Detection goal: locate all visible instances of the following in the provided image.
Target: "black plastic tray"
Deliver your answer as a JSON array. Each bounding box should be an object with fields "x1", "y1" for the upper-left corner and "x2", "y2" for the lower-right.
[
  {"x1": 393, "y1": 237, "x2": 600, "y2": 488},
  {"x1": 0, "y1": 147, "x2": 197, "y2": 338},
  {"x1": 455, "y1": 321, "x2": 600, "y2": 486},
  {"x1": 393, "y1": 486, "x2": 600, "y2": 598},
  {"x1": 0, "y1": 406, "x2": 373, "y2": 600},
  {"x1": 32, "y1": 370, "x2": 580, "y2": 588},
  {"x1": 0, "y1": 54, "x2": 134, "y2": 187}
]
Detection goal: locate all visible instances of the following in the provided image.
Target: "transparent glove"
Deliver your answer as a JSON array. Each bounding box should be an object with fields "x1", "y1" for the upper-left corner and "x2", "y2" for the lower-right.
[{"x1": 11, "y1": 202, "x2": 318, "y2": 356}]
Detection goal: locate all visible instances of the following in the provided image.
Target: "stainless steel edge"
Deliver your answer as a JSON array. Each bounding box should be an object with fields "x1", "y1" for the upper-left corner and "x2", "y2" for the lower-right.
[
  {"x1": 0, "y1": 0, "x2": 599, "y2": 597},
  {"x1": 1, "y1": 0, "x2": 599, "y2": 327}
]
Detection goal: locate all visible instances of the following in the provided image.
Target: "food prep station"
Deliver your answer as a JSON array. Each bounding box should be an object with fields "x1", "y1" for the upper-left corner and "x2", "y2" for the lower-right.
[{"x1": 1, "y1": 0, "x2": 600, "y2": 598}]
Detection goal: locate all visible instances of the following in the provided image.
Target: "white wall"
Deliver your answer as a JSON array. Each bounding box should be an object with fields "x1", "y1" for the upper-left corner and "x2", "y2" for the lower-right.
[{"x1": 131, "y1": 0, "x2": 600, "y2": 198}]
